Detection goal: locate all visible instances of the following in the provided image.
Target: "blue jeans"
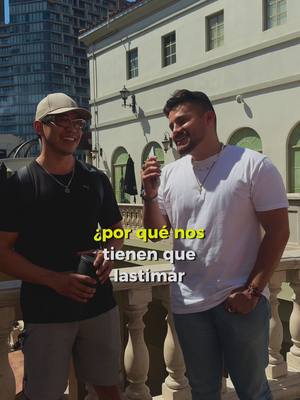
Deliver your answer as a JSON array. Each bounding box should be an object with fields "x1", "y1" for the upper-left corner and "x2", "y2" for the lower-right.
[{"x1": 173, "y1": 296, "x2": 272, "y2": 400}]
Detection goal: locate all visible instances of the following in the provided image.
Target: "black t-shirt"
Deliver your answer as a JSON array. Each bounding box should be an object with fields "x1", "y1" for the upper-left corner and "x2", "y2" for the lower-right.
[{"x1": 0, "y1": 160, "x2": 122, "y2": 323}]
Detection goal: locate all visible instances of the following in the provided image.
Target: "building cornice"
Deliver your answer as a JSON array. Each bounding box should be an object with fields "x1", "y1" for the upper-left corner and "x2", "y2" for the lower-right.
[
  {"x1": 83, "y1": 0, "x2": 210, "y2": 56},
  {"x1": 79, "y1": 0, "x2": 178, "y2": 45}
]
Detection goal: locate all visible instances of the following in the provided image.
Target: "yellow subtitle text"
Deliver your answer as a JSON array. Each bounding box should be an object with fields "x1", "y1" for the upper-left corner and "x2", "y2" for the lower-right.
[{"x1": 94, "y1": 227, "x2": 205, "y2": 243}]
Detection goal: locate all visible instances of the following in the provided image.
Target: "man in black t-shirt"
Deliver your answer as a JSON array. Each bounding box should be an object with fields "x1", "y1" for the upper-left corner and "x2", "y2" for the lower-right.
[{"x1": 0, "y1": 93, "x2": 123, "y2": 400}]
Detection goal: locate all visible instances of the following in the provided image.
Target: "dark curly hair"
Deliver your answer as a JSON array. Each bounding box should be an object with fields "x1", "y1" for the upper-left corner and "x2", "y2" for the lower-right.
[{"x1": 163, "y1": 89, "x2": 215, "y2": 117}]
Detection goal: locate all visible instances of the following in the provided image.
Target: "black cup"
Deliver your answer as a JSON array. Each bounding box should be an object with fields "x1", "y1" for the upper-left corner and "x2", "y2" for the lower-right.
[{"x1": 77, "y1": 255, "x2": 98, "y2": 287}]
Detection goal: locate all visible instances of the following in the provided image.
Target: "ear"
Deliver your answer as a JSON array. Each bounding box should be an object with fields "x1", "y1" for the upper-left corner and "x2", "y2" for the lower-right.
[
  {"x1": 205, "y1": 110, "x2": 216, "y2": 126},
  {"x1": 33, "y1": 120, "x2": 44, "y2": 137}
]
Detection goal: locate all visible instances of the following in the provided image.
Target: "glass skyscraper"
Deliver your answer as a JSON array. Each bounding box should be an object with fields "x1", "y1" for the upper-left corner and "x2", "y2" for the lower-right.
[
  {"x1": 0, "y1": 0, "x2": 127, "y2": 143},
  {"x1": 0, "y1": 0, "x2": 4, "y2": 24}
]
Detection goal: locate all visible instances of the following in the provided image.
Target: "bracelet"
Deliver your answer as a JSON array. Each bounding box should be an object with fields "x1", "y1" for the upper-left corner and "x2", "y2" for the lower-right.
[
  {"x1": 247, "y1": 284, "x2": 262, "y2": 298},
  {"x1": 141, "y1": 193, "x2": 158, "y2": 202},
  {"x1": 141, "y1": 188, "x2": 158, "y2": 203}
]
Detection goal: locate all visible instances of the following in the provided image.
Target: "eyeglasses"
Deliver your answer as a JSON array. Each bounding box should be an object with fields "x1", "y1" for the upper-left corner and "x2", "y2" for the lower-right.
[{"x1": 42, "y1": 115, "x2": 87, "y2": 130}]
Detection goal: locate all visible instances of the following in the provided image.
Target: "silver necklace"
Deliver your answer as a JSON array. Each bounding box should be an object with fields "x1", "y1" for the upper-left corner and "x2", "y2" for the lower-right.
[
  {"x1": 38, "y1": 163, "x2": 75, "y2": 194},
  {"x1": 192, "y1": 143, "x2": 225, "y2": 194}
]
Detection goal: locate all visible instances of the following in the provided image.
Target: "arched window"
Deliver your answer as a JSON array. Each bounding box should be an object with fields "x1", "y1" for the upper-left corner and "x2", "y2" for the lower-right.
[
  {"x1": 141, "y1": 142, "x2": 164, "y2": 167},
  {"x1": 289, "y1": 123, "x2": 300, "y2": 193},
  {"x1": 228, "y1": 128, "x2": 262, "y2": 152},
  {"x1": 112, "y1": 147, "x2": 130, "y2": 203}
]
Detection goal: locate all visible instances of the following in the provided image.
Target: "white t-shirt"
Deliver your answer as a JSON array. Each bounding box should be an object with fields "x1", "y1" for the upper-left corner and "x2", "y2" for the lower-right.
[{"x1": 158, "y1": 145, "x2": 288, "y2": 314}]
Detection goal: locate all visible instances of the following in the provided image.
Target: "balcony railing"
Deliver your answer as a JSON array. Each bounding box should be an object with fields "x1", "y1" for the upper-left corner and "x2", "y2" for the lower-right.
[
  {"x1": 119, "y1": 194, "x2": 300, "y2": 244},
  {"x1": 1, "y1": 254, "x2": 300, "y2": 400},
  {"x1": 119, "y1": 203, "x2": 143, "y2": 231}
]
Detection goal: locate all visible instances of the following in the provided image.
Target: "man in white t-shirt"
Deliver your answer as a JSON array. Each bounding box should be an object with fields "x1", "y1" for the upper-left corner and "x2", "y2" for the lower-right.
[{"x1": 141, "y1": 89, "x2": 289, "y2": 400}]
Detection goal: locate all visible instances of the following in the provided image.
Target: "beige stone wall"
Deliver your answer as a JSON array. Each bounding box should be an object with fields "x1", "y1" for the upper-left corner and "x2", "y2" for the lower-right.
[{"x1": 81, "y1": 0, "x2": 300, "y2": 197}]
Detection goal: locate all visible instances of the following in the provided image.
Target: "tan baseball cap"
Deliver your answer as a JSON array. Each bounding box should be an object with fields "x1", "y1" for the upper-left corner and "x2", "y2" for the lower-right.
[{"x1": 35, "y1": 93, "x2": 91, "y2": 121}]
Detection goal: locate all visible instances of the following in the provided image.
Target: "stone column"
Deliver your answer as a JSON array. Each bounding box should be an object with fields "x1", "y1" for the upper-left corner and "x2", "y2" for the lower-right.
[
  {"x1": 158, "y1": 286, "x2": 191, "y2": 400},
  {"x1": 287, "y1": 272, "x2": 300, "y2": 371},
  {"x1": 0, "y1": 306, "x2": 16, "y2": 400},
  {"x1": 123, "y1": 287, "x2": 152, "y2": 400},
  {"x1": 266, "y1": 271, "x2": 287, "y2": 378}
]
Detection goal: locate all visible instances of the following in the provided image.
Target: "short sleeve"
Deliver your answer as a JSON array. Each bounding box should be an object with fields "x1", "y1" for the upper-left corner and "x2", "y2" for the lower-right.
[
  {"x1": 98, "y1": 173, "x2": 122, "y2": 228},
  {"x1": 157, "y1": 168, "x2": 168, "y2": 216},
  {"x1": 251, "y1": 158, "x2": 289, "y2": 212},
  {"x1": 0, "y1": 173, "x2": 25, "y2": 232}
]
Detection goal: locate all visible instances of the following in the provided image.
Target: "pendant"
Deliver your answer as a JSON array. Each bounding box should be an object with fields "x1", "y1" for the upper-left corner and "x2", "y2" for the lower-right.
[{"x1": 64, "y1": 187, "x2": 71, "y2": 194}]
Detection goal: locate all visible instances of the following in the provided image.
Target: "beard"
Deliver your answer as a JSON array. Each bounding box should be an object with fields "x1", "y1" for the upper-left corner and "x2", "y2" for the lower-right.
[{"x1": 175, "y1": 136, "x2": 199, "y2": 156}]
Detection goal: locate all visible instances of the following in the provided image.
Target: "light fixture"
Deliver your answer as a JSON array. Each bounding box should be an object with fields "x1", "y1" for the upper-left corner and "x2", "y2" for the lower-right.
[
  {"x1": 120, "y1": 85, "x2": 137, "y2": 114},
  {"x1": 90, "y1": 147, "x2": 102, "y2": 159},
  {"x1": 236, "y1": 94, "x2": 244, "y2": 104},
  {"x1": 90, "y1": 148, "x2": 98, "y2": 160},
  {"x1": 161, "y1": 132, "x2": 173, "y2": 153}
]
